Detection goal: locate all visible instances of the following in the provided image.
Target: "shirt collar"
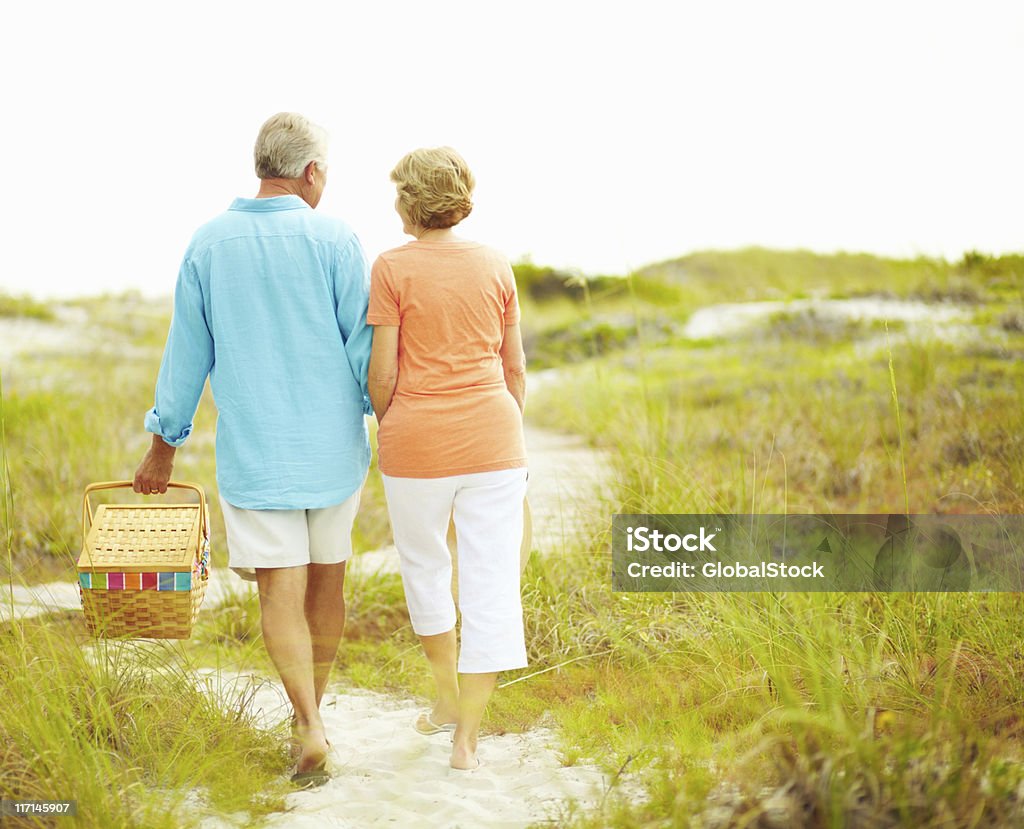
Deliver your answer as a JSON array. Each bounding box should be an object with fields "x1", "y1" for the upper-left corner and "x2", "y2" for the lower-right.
[{"x1": 228, "y1": 195, "x2": 309, "y2": 212}]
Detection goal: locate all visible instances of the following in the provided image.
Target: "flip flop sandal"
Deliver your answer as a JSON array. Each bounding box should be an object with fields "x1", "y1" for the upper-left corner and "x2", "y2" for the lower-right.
[
  {"x1": 290, "y1": 759, "x2": 330, "y2": 790},
  {"x1": 413, "y1": 712, "x2": 457, "y2": 735}
]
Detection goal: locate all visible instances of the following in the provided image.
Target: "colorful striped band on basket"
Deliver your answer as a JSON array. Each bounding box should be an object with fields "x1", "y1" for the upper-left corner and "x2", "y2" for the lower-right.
[
  {"x1": 79, "y1": 540, "x2": 209, "y2": 592},
  {"x1": 79, "y1": 571, "x2": 198, "y2": 591}
]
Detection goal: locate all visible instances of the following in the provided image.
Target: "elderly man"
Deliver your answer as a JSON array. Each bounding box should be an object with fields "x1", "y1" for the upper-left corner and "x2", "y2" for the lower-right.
[{"x1": 134, "y1": 112, "x2": 372, "y2": 788}]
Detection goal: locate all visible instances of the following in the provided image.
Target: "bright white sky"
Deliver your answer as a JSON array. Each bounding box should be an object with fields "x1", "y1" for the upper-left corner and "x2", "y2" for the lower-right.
[{"x1": 1, "y1": 1, "x2": 1021, "y2": 299}]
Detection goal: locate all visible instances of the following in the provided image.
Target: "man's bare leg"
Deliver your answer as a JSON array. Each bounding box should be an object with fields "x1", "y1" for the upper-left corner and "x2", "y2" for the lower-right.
[
  {"x1": 305, "y1": 561, "x2": 347, "y2": 706},
  {"x1": 255, "y1": 566, "x2": 327, "y2": 773}
]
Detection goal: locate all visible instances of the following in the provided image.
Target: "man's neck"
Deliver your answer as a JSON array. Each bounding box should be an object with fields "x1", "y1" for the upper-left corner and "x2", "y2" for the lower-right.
[{"x1": 256, "y1": 179, "x2": 303, "y2": 200}]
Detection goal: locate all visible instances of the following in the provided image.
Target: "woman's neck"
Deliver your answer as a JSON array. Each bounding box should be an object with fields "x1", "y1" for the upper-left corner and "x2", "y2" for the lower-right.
[{"x1": 412, "y1": 226, "x2": 457, "y2": 241}]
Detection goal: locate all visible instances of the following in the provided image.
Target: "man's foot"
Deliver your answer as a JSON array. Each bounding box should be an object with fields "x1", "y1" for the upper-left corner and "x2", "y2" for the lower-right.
[
  {"x1": 290, "y1": 758, "x2": 330, "y2": 789},
  {"x1": 293, "y1": 722, "x2": 330, "y2": 774}
]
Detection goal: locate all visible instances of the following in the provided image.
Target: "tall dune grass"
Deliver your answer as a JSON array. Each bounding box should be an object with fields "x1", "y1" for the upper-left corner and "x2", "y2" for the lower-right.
[
  {"x1": 0, "y1": 616, "x2": 291, "y2": 827},
  {"x1": 1, "y1": 294, "x2": 395, "y2": 827},
  {"x1": 2, "y1": 252, "x2": 1022, "y2": 827},
  {"x1": 512, "y1": 261, "x2": 1024, "y2": 826}
]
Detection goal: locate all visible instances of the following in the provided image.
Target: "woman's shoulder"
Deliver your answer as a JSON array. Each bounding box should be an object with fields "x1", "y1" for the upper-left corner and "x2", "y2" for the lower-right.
[
  {"x1": 444, "y1": 239, "x2": 513, "y2": 270},
  {"x1": 373, "y1": 241, "x2": 414, "y2": 262},
  {"x1": 467, "y1": 241, "x2": 511, "y2": 262},
  {"x1": 373, "y1": 240, "x2": 513, "y2": 281}
]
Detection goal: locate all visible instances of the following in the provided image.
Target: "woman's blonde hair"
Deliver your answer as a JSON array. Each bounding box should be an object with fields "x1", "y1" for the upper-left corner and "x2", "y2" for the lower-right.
[
  {"x1": 391, "y1": 147, "x2": 475, "y2": 229},
  {"x1": 253, "y1": 112, "x2": 329, "y2": 180}
]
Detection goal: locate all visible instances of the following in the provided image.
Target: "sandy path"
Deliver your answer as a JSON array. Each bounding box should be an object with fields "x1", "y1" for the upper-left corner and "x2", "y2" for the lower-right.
[
  {"x1": 194, "y1": 424, "x2": 616, "y2": 828},
  {"x1": 188, "y1": 423, "x2": 614, "y2": 826},
  {"x1": 194, "y1": 673, "x2": 616, "y2": 829}
]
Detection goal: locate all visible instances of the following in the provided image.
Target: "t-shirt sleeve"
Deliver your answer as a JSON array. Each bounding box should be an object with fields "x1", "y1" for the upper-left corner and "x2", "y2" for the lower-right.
[
  {"x1": 368, "y1": 257, "x2": 401, "y2": 325},
  {"x1": 502, "y1": 261, "x2": 521, "y2": 325}
]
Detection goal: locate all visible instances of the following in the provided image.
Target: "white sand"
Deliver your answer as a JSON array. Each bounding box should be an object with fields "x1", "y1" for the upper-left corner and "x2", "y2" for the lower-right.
[
  {"x1": 193, "y1": 672, "x2": 625, "y2": 829},
  {"x1": 0, "y1": 312, "x2": 83, "y2": 366},
  {"x1": 0, "y1": 580, "x2": 83, "y2": 621},
  {"x1": 682, "y1": 296, "x2": 968, "y2": 340}
]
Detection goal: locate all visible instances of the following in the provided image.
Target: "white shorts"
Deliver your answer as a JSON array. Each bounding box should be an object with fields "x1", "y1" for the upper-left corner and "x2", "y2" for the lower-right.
[
  {"x1": 220, "y1": 486, "x2": 362, "y2": 581},
  {"x1": 382, "y1": 467, "x2": 529, "y2": 674}
]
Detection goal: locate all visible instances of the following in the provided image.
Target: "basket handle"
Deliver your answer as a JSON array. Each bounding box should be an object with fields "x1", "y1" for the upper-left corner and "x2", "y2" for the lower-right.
[{"x1": 82, "y1": 481, "x2": 208, "y2": 543}]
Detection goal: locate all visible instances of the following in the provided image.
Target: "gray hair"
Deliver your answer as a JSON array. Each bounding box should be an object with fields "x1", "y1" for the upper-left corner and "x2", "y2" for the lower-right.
[{"x1": 253, "y1": 112, "x2": 329, "y2": 180}]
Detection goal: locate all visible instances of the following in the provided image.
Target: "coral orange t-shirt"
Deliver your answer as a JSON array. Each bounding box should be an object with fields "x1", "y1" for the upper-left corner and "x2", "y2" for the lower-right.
[{"x1": 368, "y1": 239, "x2": 527, "y2": 478}]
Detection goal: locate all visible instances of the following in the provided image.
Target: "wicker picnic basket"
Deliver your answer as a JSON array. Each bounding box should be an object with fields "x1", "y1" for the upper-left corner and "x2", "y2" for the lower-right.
[{"x1": 76, "y1": 481, "x2": 210, "y2": 639}]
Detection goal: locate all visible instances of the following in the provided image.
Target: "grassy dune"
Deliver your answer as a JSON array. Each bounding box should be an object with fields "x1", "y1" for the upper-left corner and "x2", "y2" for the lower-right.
[
  {"x1": 2, "y1": 249, "x2": 1023, "y2": 827},
  {"x1": 514, "y1": 250, "x2": 1024, "y2": 826},
  {"x1": 0, "y1": 293, "x2": 392, "y2": 826}
]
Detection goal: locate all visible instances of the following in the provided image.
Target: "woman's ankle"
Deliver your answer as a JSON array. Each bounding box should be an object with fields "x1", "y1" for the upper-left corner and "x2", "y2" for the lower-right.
[{"x1": 449, "y1": 742, "x2": 478, "y2": 769}]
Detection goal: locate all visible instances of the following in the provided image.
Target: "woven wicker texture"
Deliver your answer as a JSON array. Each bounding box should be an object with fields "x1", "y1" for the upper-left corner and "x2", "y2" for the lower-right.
[
  {"x1": 81, "y1": 505, "x2": 201, "y2": 571},
  {"x1": 81, "y1": 578, "x2": 207, "y2": 639},
  {"x1": 77, "y1": 481, "x2": 209, "y2": 639}
]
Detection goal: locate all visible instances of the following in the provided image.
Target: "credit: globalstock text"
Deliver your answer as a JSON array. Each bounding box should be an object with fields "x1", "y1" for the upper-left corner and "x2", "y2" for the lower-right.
[
  {"x1": 612, "y1": 514, "x2": 1024, "y2": 592},
  {"x1": 625, "y1": 560, "x2": 825, "y2": 579}
]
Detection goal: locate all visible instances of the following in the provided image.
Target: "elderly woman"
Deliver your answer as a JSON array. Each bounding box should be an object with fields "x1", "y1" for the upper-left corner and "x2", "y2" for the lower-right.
[
  {"x1": 134, "y1": 112, "x2": 373, "y2": 788},
  {"x1": 367, "y1": 147, "x2": 528, "y2": 772}
]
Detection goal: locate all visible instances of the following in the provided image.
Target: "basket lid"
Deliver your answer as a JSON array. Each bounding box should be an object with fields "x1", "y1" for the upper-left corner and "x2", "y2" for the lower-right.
[{"x1": 77, "y1": 503, "x2": 202, "y2": 573}]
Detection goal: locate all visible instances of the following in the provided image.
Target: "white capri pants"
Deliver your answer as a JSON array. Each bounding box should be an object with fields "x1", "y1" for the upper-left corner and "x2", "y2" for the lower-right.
[{"x1": 382, "y1": 467, "x2": 529, "y2": 674}]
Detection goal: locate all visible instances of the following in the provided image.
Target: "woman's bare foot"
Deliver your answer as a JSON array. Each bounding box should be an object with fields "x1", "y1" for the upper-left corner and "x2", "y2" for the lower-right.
[{"x1": 449, "y1": 731, "x2": 479, "y2": 770}]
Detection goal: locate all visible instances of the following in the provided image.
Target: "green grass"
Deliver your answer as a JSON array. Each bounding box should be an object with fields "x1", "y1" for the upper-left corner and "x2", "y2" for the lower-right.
[
  {"x1": 0, "y1": 615, "x2": 292, "y2": 827},
  {"x1": 517, "y1": 249, "x2": 1024, "y2": 369},
  {"x1": 0, "y1": 291, "x2": 55, "y2": 321},
  {"x1": 528, "y1": 331, "x2": 1024, "y2": 515},
  {"x1": 635, "y1": 247, "x2": 1022, "y2": 305},
  {"x1": 3, "y1": 250, "x2": 1023, "y2": 827},
  {"x1": 503, "y1": 254, "x2": 1024, "y2": 826},
  {"x1": 1, "y1": 293, "x2": 396, "y2": 826}
]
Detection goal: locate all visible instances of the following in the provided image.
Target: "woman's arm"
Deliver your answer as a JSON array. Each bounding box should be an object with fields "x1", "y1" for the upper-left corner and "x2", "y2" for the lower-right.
[
  {"x1": 368, "y1": 324, "x2": 400, "y2": 421},
  {"x1": 499, "y1": 323, "x2": 527, "y2": 414}
]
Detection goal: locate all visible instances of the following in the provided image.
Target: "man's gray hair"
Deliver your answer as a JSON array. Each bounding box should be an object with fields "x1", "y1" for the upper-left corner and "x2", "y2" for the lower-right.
[{"x1": 253, "y1": 112, "x2": 329, "y2": 180}]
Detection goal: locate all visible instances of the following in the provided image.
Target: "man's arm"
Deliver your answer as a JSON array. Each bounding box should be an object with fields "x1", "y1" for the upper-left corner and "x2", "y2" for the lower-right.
[
  {"x1": 334, "y1": 236, "x2": 374, "y2": 415},
  {"x1": 134, "y1": 435, "x2": 176, "y2": 494},
  {"x1": 135, "y1": 256, "x2": 213, "y2": 493},
  {"x1": 368, "y1": 325, "x2": 399, "y2": 421}
]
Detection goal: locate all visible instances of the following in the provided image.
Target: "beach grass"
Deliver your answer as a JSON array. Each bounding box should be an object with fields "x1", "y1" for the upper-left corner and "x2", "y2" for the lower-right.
[
  {"x1": 329, "y1": 250, "x2": 1024, "y2": 825},
  {"x1": 505, "y1": 253, "x2": 1024, "y2": 826},
  {"x1": 0, "y1": 291, "x2": 55, "y2": 321},
  {"x1": 2, "y1": 249, "x2": 1023, "y2": 826},
  {"x1": 0, "y1": 614, "x2": 292, "y2": 827}
]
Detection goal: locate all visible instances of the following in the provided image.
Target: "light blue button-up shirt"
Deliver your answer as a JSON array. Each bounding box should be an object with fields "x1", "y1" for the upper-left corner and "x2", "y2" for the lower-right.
[{"x1": 144, "y1": 195, "x2": 373, "y2": 509}]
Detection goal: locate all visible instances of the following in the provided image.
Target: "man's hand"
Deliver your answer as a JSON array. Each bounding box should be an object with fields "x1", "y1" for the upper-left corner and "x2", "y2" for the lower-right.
[{"x1": 133, "y1": 435, "x2": 177, "y2": 494}]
